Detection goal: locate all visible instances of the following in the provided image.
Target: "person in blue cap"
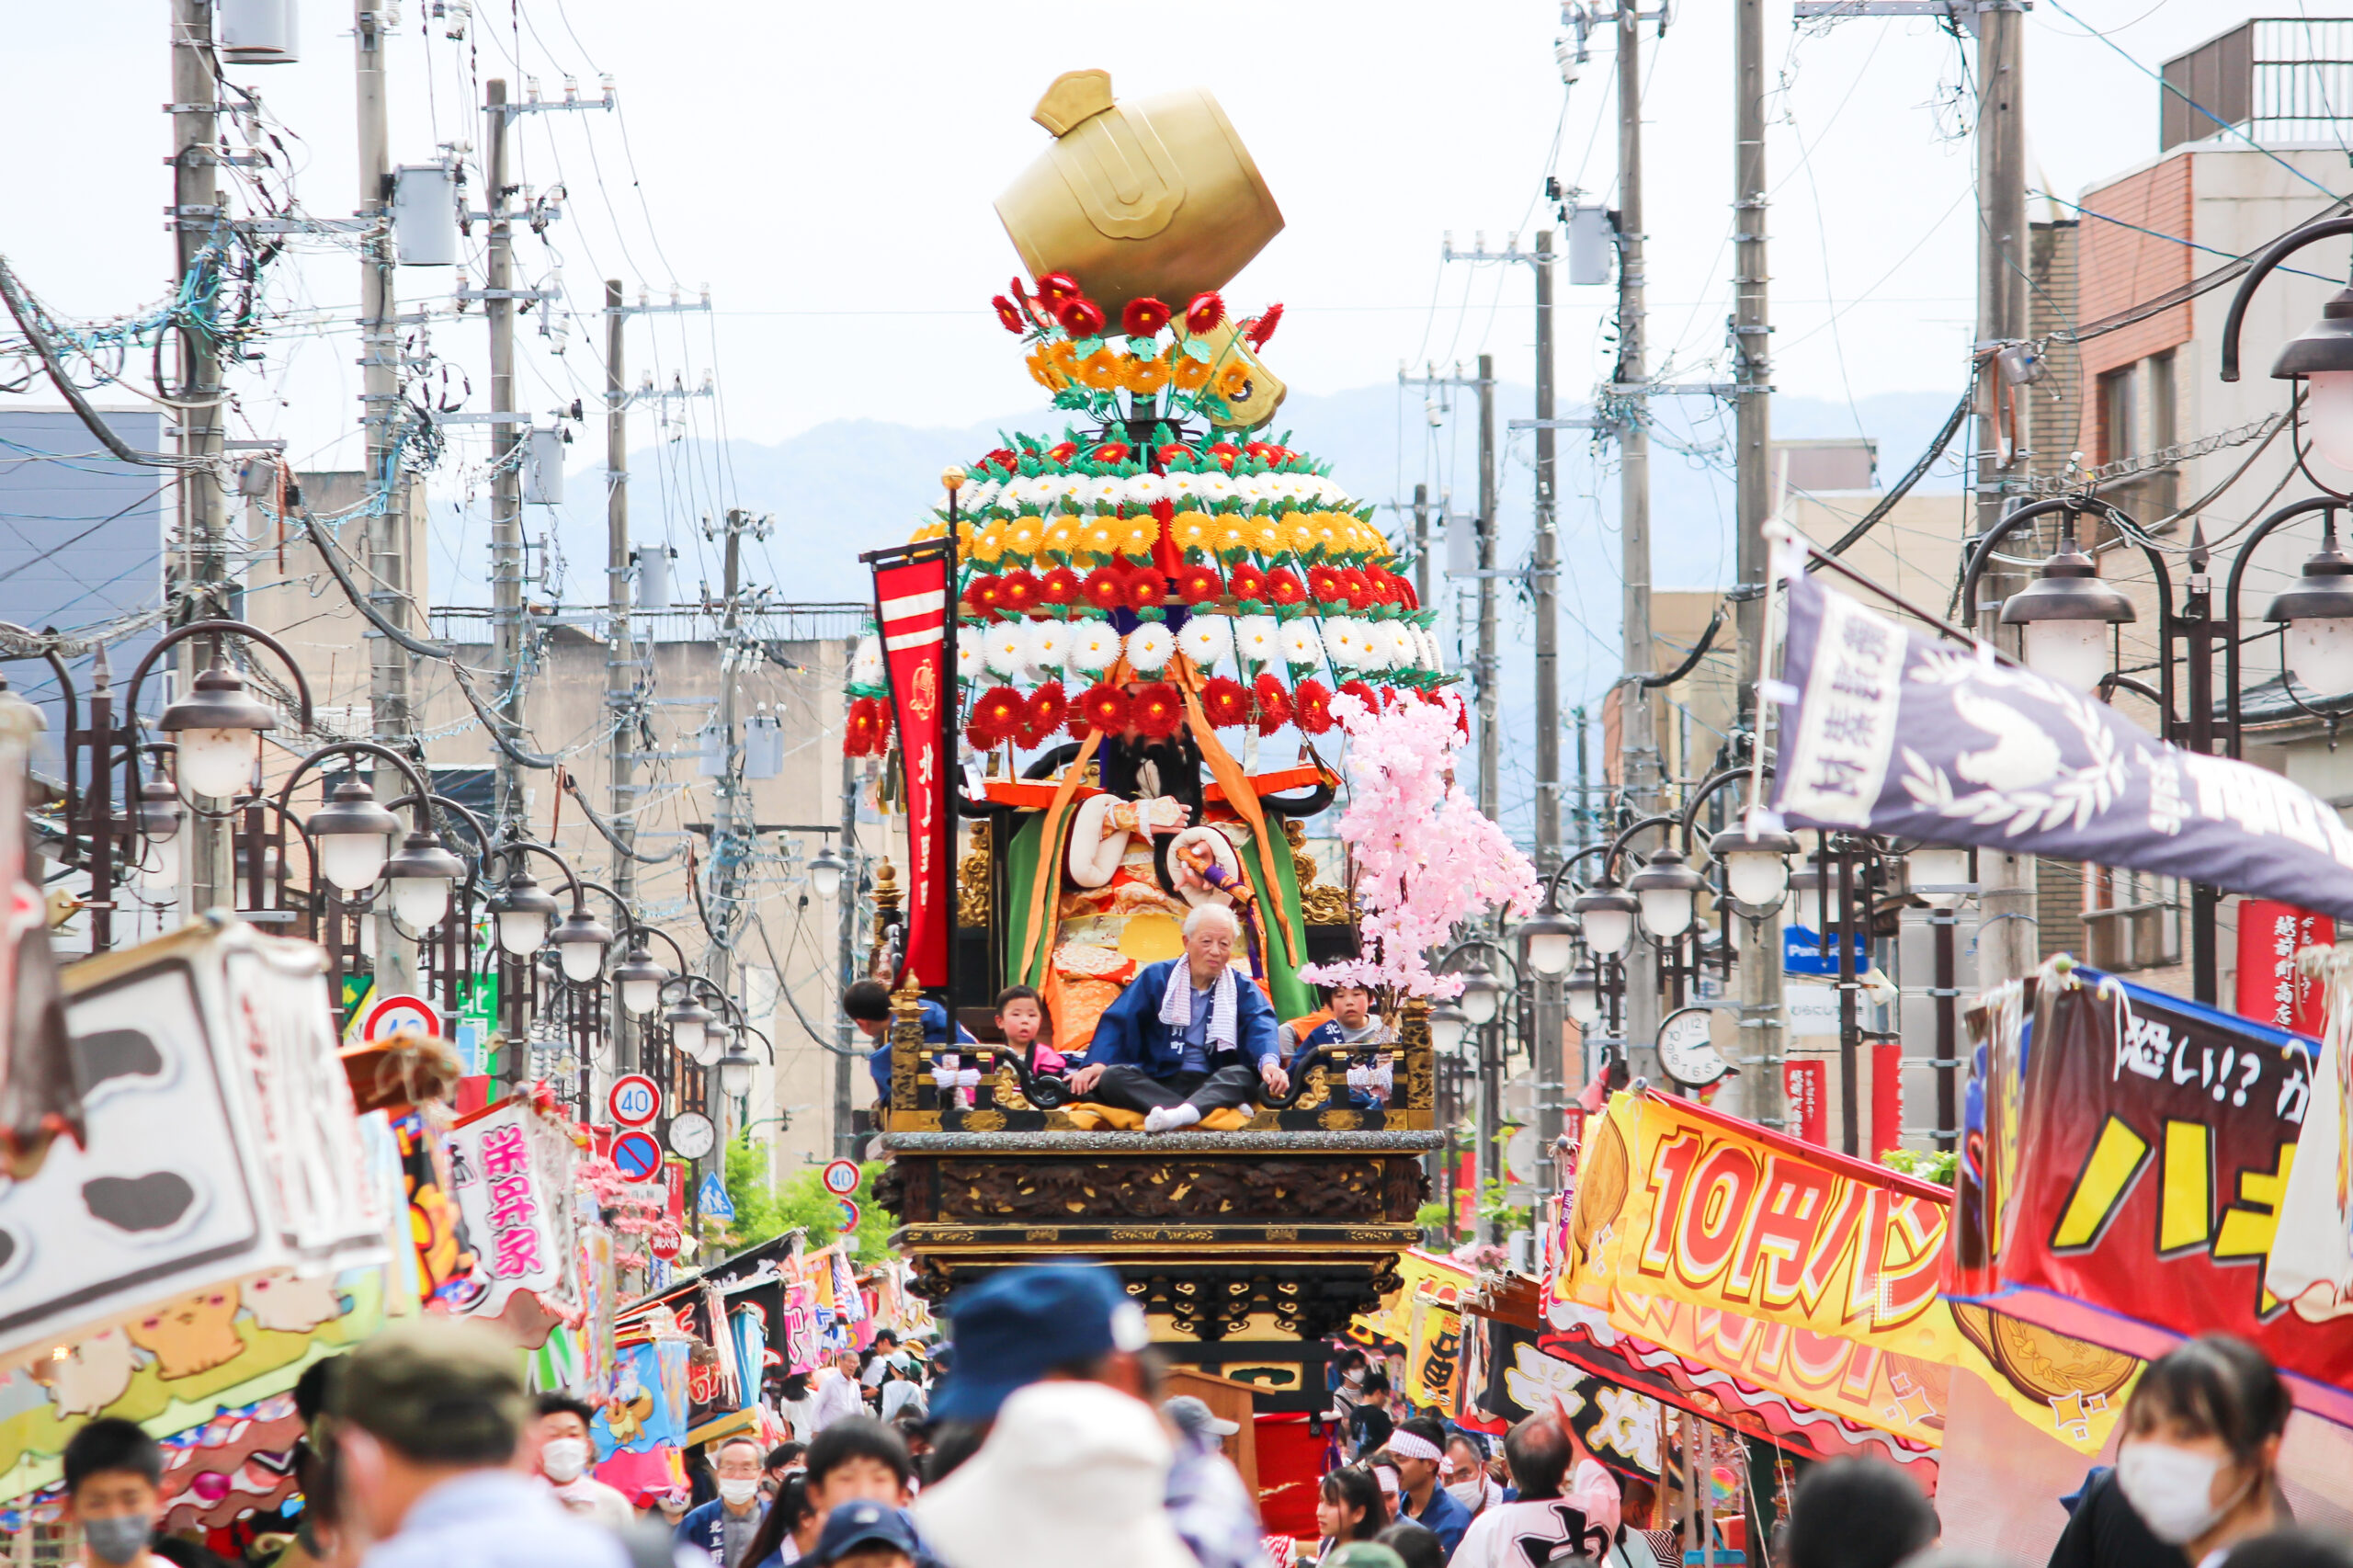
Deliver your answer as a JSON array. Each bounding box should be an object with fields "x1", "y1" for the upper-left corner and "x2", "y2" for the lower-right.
[
  {"x1": 926, "y1": 1264, "x2": 1156, "y2": 1436},
  {"x1": 805, "y1": 1499, "x2": 920, "y2": 1568}
]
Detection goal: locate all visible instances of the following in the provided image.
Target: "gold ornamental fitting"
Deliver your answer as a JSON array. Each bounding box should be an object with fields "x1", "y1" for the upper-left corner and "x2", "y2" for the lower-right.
[
  {"x1": 995, "y1": 69, "x2": 1284, "y2": 322},
  {"x1": 941, "y1": 465, "x2": 968, "y2": 493}
]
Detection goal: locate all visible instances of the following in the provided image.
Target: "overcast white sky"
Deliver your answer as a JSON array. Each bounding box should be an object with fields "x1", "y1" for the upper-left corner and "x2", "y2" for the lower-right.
[{"x1": 0, "y1": 1, "x2": 2313, "y2": 472}]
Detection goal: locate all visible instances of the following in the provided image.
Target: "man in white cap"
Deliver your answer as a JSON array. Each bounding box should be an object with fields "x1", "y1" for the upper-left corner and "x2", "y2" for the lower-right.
[{"x1": 1162, "y1": 1396, "x2": 1271, "y2": 1568}]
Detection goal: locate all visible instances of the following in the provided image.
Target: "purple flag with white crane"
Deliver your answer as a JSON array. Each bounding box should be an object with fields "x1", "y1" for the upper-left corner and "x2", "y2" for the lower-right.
[{"x1": 1768, "y1": 562, "x2": 2353, "y2": 920}]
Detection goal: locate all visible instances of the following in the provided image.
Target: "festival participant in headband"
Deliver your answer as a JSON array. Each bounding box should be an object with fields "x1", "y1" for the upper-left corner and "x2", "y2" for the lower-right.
[
  {"x1": 1383, "y1": 1420, "x2": 1472, "y2": 1559},
  {"x1": 1064, "y1": 903, "x2": 1286, "y2": 1133}
]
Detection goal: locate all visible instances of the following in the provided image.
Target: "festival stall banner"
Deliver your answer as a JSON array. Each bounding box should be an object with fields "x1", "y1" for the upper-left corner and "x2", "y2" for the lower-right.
[
  {"x1": 591, "y1": 1337, "x2": 690, "y2": 1457},
  {"x1": 1480, "y1": 1318, "x2": 1663, "y2": 1480},
  {"x1": 0, "y1": 921, "x2": 387, "y2": 1372},
  {"x1": 1357, "y1": 1248, "x2": 1476, "y2": 1347},
  {"x1": 448, "y1": 1095, "x2": 583, "y2": 1342},
  {"x1": 1951, "y1": 965, "x2": 2353, "y2": 1426},
  {"x1": 868, "y1": 541, "x2": 954, "y2": 989},
  {"x1": 1404, "y1": 1288, "x2": 1467, "y2": 1414},
  {"x1": 2269, "y1": 947, "x2": 2353, "y2": 1324},
  {"x1": 1770, "y1": 547, "x2": 2353, "y2": 921},
  {"x1": 1559, "y1": 1087, "x2": 1956, "y2": 1365}
]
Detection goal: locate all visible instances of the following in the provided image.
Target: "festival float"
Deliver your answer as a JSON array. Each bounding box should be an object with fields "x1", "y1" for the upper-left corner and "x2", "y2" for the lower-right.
[{"x1": 857, "y1": 70, "x2": 1537, "y2": 1399}]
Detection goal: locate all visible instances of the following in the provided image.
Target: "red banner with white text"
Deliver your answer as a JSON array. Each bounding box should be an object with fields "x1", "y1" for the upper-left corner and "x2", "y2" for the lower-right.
[
  {"x1": 870, "y1": 545, "x2": 953, "y2": 989},
  {"x1": 2235, "y1": 900, "x2": 2333, "y2": 1038}
]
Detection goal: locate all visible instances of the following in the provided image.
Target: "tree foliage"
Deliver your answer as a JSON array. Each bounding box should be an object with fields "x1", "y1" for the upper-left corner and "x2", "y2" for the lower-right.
[{"x1": 718, "y1": 1137, "x2": 893, "y2": 1265}]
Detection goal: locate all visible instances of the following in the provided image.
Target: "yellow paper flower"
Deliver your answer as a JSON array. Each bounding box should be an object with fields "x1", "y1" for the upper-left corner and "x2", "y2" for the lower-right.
[
  {"x1": 1118, "y1": 517, "x2": 1159, "y2": 561},
  {"x1": 1213, "y1": 518, "x2": 1253, "y2": 559},
  {"x1": 1279, "y1": 517, "x2": 1316, "y2": 555},
  {"x1": 1046, "y1": 340, "x2": 1080, "y2": 378},
  {"x1": 1123, "y1": 355, "x2": 1170, "y2": 394},
  {"x1": 1172, "y1": 511, "x2": 1212, "y2": 553},
  {"x1": 1311, "y1": 515, "x2": 1341, "y2": 554},
  {"x1": 1079, "y1": 517, "x2": 1121, "y2": 559},
  {"x1": 1004, "y1": 518, "x2": 1041, "y2": 561},
  {"x1": 1169, "y1": 348, "x2": 1211, "y2": 392},
  {"x1": 972, "y1": 524, "x2": 1007, "y2": 563},
  {"x1": 1041, "y1": 517, "x2": 1079, "y2": 561},
  {"x1": 956, "y1": 520, "x2": 978, "y2": 551},
  {"x1": 1078, "y1": 348, "x2": 1124, "y2": 391},
  {"x1": 909, "y1": 520, "x2": 946, "y2": 543},
  {"x1": 1025, "y1": 348, "x2": 1066, "y2": 391},
  {"x1": 1248, "y1": 516, "x2": 1285, "y2": 554},
  {"x1": 1214, "y1": 360, "x2": 1253, "y2": 399}
]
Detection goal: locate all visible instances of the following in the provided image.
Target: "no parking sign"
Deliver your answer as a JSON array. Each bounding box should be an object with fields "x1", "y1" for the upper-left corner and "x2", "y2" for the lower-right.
[{"x1": 612, "y1": 1130, "x2": 664, "y2": 1183}]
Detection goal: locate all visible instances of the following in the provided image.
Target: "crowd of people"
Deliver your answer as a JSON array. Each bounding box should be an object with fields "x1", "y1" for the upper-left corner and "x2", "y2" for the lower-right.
[{"x1": 47, "y1": 1267, "x2": 2353, "y2": 1568}]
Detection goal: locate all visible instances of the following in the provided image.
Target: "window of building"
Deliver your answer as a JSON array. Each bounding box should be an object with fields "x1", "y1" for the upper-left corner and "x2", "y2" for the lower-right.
[
  {"x1": 2098, "y1": 366, "x2": 2139, "y2": 467},
  {"x1": 2083, "y1": 864, "x2": 2182, "y2": 972}
]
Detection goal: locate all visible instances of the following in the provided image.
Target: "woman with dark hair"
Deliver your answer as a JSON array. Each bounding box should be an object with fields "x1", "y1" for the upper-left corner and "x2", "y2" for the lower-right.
[
  {"x1": 745, "y1": 1472, "x2": 820, "y2": 1567},
  {"x1": 1316, "y1": 1467, "x2": 1389, "y2": 1562},
  {"x1": 2055, "y1": 1334, "x2": 2293, "y2": 1568}
]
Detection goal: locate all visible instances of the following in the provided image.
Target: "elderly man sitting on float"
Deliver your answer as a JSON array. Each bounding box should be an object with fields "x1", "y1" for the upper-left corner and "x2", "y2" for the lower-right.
[{"x1": 1065, "y1": 903, "x2": 1290, "y2": 1132}]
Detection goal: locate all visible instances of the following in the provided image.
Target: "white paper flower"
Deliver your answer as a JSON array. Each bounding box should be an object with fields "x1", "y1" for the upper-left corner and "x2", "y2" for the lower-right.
[
  {"x1": 1072, "y1": 621, "x2": 1121, "y2": 673},
  {"x1": 1178, "y1": 614, "x2": 1233, "y2": 670},
  {"x1": 852, "y1": 635, "x2": 884, "y2": 687},
  {"x1": 1125, "y1": 621, "x2": 1176, "y2": 673},
  {"x1": 1323, "y1": 617, "x2": 1370, "y2": 670},
  {"x1": 985, "y1": 624, "x2": 1031, "y2": 676},
  {"x1": 1028, "y1": 618, "x2": 1072, "y2": 672},
  {"x1": 1315, "y1": 477, "x2": 1348, "y2": 506},
  {"x1": 1416, "y1": 628, "x2": 1445, "y2": 672},
  {"x1": 1125, "y1": 472, "x2": 1168, "y2": 508},
  {"x1": 1280, "y1": 619, "x2": 1325, "y2": 669},
  {"x1": 1086, "y1": 476, "x2": 1125, "y2": 511},
  {"x1": 1236, "y1": 473, "x2": 1270, "y2": 506},
  {"x1": 1165, "y1": 471, "x2": 1200, "y2": 503},
  {"x1": 1234, "y1": 615, "x2": 1281, "y2": 666},
  {"x1": 1379, "y1": 622, "x2": 1419, "y2": 670},
  {"x1": 1200, "y1": 473, "x2": 1236, "y2": 506},
  {"x1": 956, "y1": 641, "x2": 982, "y2": 682},
  {"x1": 999, "y1": 476, "x2": 1039, "y2": 514}
]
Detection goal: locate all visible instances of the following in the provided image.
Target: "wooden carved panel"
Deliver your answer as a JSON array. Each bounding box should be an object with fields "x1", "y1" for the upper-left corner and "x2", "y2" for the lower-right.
[{"x1": 934, "y1": 1157, "x2": 1391, "y2": 1221}]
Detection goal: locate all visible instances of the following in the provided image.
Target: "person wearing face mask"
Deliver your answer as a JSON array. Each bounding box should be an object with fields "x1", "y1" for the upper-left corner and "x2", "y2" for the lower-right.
[
  {"x1": 62, "y1": 1418, "x2": 169, "y2": 1568},
  {"x1": 532, "y1": 1393, "x2": 632, "y2": 1532},
  {"x1": 676, "y1": 1437, "x2": 772, "y2": 1567},
  {"x1": 2054, "y1": 1335, "x2": 2293, "y2": 1568}
]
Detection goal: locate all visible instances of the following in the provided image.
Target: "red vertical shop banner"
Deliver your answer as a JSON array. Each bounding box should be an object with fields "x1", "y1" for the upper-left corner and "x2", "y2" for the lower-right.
[
  {"x1": 665, "y1": 1160, "x2": 685, "y2": 1222},
  {"x1": 1783, "y1": 1060, "x2": 1826, "y2": 1146},
  {"x1": 1872, "y1": 1040, "x2": 1904, "y2": 1161},
  {"x1": 2234, "y1": 899, "x2": 2333, "y2": 1038},
  {"x1": 868, "y1": 543, "x2": 955, "y2": 989}
]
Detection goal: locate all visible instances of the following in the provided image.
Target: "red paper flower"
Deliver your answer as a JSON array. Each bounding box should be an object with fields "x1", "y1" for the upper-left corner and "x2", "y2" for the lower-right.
[
  {"x1": 1039, "y1": 566, "x2": 1080, "y2": 605},
  {"x1": 966, "y1": 685, "x2": 1027, "y2": 749},
  {"x1": 961, "y1": 574, "x2": 1006, "y2": 619},
  {"x1": 1047, "y1": 440, "x2": 1078, "y2": 465},
  {"x1": 1201, "y1": 676, "x2": 1250, "y2": 729},
  {"x1": 1092, "y1": 441, "x2": 1131, "y2": 465},
  {"x1": 1244, "y1": 302, "x2": 1284, "y2": 349},
  {"x1": 1264, "y1": 569, "x2": 1306, "y2": 608},
  {"x1": 1185, "y1": 291, "x2": 1226, "y2": 335},
  {"x1": 998, "y1": 569, "x2": 1042, "y2": 616},
  {"x1": 1131, "y1": 682, "x2": 1184, "y2": 740},
  {"x1": 1076, "y1": 682, "x2": 1130, "y2": 733},
  {"x1": 1121, "y1": 565, "x2": 1165, "y2": 611},
  {"x1": 1339, "y1": 568, "x2": 1374, "y2": 610},
  {"x1": 1035, "y1": 272, "x2": 1081, "y2": 305},
  {"x1": 1206, "y1": 441, "x2": 1244, "y2": 472},
  {"x1": 1121, "y1": 297, "x2": 1173, "y2": 337},
  {"x1": 1307, "y1": 565, "x2": 1347, "y2": 605},
  {"x1": 1367, "y1": 568, "x2": 1402, "y2": 606},
  {"x1": 1226, "y1": 562, "x2": 1267, "y2": 602},
  {"x1": 1252, "y1": 673, "x2": 1291, "y2": 735},
  {"x1": 1023, "y1": 681, "x2": 1070, "y2": 746},
  {"x1": 1174, "y1": 563, "x2": 1224, "y2": 605},
  {"x1": 1081, "y1": 567, "x2": 1127, "y2": 610},
  {"x1": 1158, "y1": 441, "x2": 1197, "y2": 467},
  {"x1": 1056, "y1": 295, "x2": 1107, "y2": 336},
  {"x1": 1339, "y1": 679, "x2": 1379, "y2": 714},
  {"x1": 1293, "y1": 677, "x2": 1336, "y2": 735},
  {"x1": 980, "y1": 446, "x2": 1019, "y2": 475},
  {"x1": 845, "y1": 696, "x2": 885, "y2": 756},
  {"x1": 992, "y1": 295, "x2": 1026, "y2": 334}
]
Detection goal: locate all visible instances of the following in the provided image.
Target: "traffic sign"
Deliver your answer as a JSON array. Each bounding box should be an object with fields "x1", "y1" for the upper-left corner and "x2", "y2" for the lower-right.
[
  {"x1": 360, "y1": 993, "x2": 442, "y2": 1043},
  {"x1": 612, "y1": 1130, "x2": 663, "y2": 1182},
  {"x1": 836, "y1": 1198, "x2": 861, "y2": 1233},
  {"x1": 608, "y1": 1074, "x2": 662, "y2": 1129},
  {"x1": 821, "y1": 1159, "x2": 861, "y2": 1197},
  {"x1": 697, "y1": 1171, "x2": 735, "y2": 1221},
  {"x1": 649, "y1": 1219, "x2": 683, "y2": 1261}
]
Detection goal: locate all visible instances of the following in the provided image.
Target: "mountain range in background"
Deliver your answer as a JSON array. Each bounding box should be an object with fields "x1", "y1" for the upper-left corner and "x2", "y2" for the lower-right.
[{"x1": 424, "y1": 382, "x2": 1968, "y2": 842}]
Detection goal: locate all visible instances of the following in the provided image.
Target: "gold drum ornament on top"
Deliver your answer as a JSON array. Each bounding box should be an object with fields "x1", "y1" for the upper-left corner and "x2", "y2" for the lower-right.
[{"x1": 995, "y1": 70, "x2": 1285, "y2": 324}]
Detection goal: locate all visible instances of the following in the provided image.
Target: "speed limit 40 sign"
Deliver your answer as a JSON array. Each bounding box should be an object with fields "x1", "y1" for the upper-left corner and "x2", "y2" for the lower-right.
[
  {"x1": 608, "y1": 1074, "x2": 662, "y2": 1129},
  {"x1": 821, "y1": 1159, "x2": 860, "y2": 1198}
]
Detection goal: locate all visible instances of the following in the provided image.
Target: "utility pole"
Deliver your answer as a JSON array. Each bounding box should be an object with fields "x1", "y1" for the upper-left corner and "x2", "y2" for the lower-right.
[
  {"x1": 1972, "y1": 6, "x2": 2037, "y2": 985},
  {"x1": 1732, "y1": 0, "x2": 1783, "y2": 1128},
  {"x1": 173, "y1": 0, "x2": 230, "y2": 913},
  {"x1": 605, "y1": 279, "x2": 635, "y2": 1067},
  {"x1": 1476, "y1": 352, "x2": 1499, "y2": 822},
  {"x1": 834, "y1": 711, "x2": 860, "y2": 1159},
  {"x1": 358, "y1": 0, "x2": 417, "y2": 991},
  {"x1": 484, "y1": 80, "x2": 527, "y2": 846},
  {"x1": 1413, "y1": 483, "x2": 1431, "y2": 609},
  {"x1": 1531, "y1": 232, "x2": 1565, "y2": 1210},
  {"x1": 1617, "y1": 2, "x2": 1663, "y2": 1070}
]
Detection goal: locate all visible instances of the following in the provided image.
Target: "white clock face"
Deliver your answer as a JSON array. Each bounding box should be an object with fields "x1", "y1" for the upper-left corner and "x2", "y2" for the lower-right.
[
  {"x1": 1655, "y1": 1006, "x2": 1733, "y2": 1089},
  {"x1": 667, "y1": 1111, "x2": 717, "y2": 1160}
]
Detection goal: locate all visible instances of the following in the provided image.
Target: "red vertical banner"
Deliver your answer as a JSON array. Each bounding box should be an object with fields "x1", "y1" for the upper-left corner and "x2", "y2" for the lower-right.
[
  {"x1": 867, "y1": 543, "x2": 955, "y2": 989},
  {"x1": 2233, "y1": 899, "x2": 2333, "y2": 1038},
  {"x1": 1783, "y1": 1060, "x2": 1825, "y2": 1147},
  {"x1": 1871, "y1": 1040, "x2": 1904, "y2": 1161},
  {"x1": 665, "y1": 1160, "x2": 685, "y2": 1221}
]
